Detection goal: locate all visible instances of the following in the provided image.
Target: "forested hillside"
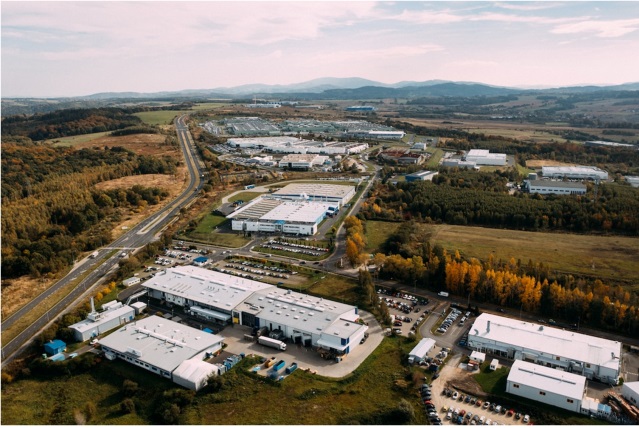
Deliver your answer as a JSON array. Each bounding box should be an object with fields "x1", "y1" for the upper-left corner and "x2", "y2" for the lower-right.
[
  {"x1": 1, "y1": 108, "x2": 145, "y2": 141},
  {"x1": 1, "y1": 137, "x2": 176, "y2": 278}
]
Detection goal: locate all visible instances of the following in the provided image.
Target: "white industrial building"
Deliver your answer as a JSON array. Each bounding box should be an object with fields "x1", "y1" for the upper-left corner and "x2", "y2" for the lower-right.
[
  {"x1": 98, "y1": 315, "x2": 224, "y2": 391},
  {"x1": 464, "y1": 149, "x2": 507, "y2": 166},
  {"x1": 467, "y1": 313, "x2": 621, "y2": 384},
  {"x1": 442, "y1": 159, "x2": 478, "y2": 169},
  {"x1": 405, "y1": 170, "x2": 438, "y2": 182},
  {"x1": 622, "y1": 381, "x2": 639, "y2": 406},
  {"x1": 506, "y1": 360, "x2": 586, "y2": 413},
  {"x1": 145, "y1": 266, "x2": 273, "y2": 324},
  {"x1": 278, "y1": 154, "x2": 328, "y2": 169},
  {"x1": 525, "y1": 180, "x2": 587, "y2": 195},
  {"x1": 69, "y1": 299, "x2": 135, "y2": 342},
  {"x1": 144, "y1": 266, "x2": 368, "y2": 355},
  {"x1": 542, "y1": 166, "x2": 608, "y2": 181},
  {"x1": 227, "y1": 197, "x2": 333, "y2": 236},
  {"x1": 407, "y1": 338, "x2": 436, "y2": 364},
  {"x1": 239, "y1": 287, "x2": 368, "y2": 355},
  {"x1": 272, "y1": 183, "x2": 355, "y2": 206}
]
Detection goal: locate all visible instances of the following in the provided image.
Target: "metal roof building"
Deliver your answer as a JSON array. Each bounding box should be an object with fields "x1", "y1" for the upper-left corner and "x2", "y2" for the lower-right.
[
  {"x1": 69, "y1": 301, "x2": 135, "y2": 342},
  {"x1": 467, "y1": 313, "x2": 621, "y2": 384},
  {"x1": 239, "y1": 287, "x2": 368, "y2": 354},
  {"x1": 525, "y1": 180, "x2": 587, "y2": 195},
  {"x1": 464, "y1": 149, "x2": 507, "y2": 166},
  {"x1": 145, "y1": 266, "x2": 274, "y2": 324},
  {"x1": 272, "y1": 183, "x2": 356, "y2": 206},
  {"x1": 405, "y1": 170, "x2": 438, "y2": 182},
  {"x1": 227, "y1": 197, "x2": 333, "y2": 236},
  {"x1": 507, "y1": 360, "x2": 586, "y2": 413},
  {"x1": 408, "y1": 338, "x2": 436, "y2": 363},
  {"x1": 99, "y1": 315, "x2": 224, "y2": 390},
  {"x1": 542, "y1": 166, "x2": 608, "y2": 181}
]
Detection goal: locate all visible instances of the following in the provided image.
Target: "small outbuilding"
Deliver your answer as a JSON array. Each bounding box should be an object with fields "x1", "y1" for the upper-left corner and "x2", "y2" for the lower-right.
[
  {"x1": 408, "y1": 338, "x2": 436, "y2": 364},
  {"x1": 193, "y1": 256, "x2": 211, "y2": 267},
  {"x1": 622, "y1": 381, "x2": 639, "y2": 406},
  {"x1": 44, "y1": 339, "x2": 67, "y2": 356},
  {"x1": 470, "y1": 350, "x2": 486, "y2": 364},
  {"x1": 123, "y1": 277, "x2": 141, "y2": 287},
  {"x1": 172, "y1": 358, "x2": 220, "y2": 391},
  {"x1": 130, "y1": 301, "x2": 147, "y2": 315},
  {"x1": 489, "y1": 358, "x2": 499, "y2": 371}
]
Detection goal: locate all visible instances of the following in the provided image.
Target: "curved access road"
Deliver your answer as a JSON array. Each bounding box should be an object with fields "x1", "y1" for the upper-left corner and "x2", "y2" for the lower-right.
[{"x1": 1, "y1": 115, "x2": 203, "y2": 365}]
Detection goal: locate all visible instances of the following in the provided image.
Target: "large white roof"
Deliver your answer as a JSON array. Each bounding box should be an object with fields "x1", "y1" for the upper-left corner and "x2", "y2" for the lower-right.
[
  {"x1": 260, "y1": 201, "x2": 332, "y2": 223},
  {"x1": 542, "y1": 165, "x2": 607, "y2": 174},
  {"x1": 70, "y1": 304, "x2": 135, "y2": 334},
  {"x1": 469, "y1": 313, "x2": 621, "y2": 371},
  {"x1": 241, "y1": 287, "x2": 365, "y2": 340},
  {"x1": 409, "y1": 338, "x2": 436, "y2": 358},
  {"x1": 98, "y1": 315, "x2": 224, "y2": 373},
  {"x1": 273, "y1": 183, "x2": 355, "y2": 200},
  {"x1": 145, "y1": 266, "x2": 273, "y2": 311},
  {"x1": 508, "y1": 360, "x2": 586, "y2": 399}
]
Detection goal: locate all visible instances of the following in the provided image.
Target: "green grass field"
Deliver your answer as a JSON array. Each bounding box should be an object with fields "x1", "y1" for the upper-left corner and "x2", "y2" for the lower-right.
[
  {"x1": 228, "y1": 191, "x2": 262, "y2": 203},
  {"x1": 363, "y1": 221, "x2": 639, "y2": 287},
  {"x1": 425, "y1": 148, "x2": 444, "y2": 168}
]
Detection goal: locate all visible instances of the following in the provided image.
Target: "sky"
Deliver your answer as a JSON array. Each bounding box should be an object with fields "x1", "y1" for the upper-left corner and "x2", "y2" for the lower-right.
[{"x1": 2, "y1": 1, "x2": 639, "y2": 98}]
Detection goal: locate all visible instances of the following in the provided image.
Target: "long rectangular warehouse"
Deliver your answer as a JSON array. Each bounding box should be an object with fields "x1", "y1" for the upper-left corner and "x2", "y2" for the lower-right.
[
  {"x1": 467, "y1": 313, "x2": 621, "y2": 384},
  {"x1": 272, "y1": 183, "x2": 355, "y2": 206},
  {"x1": 542, "y1": 166, "x2": 608, "y2": 181}
]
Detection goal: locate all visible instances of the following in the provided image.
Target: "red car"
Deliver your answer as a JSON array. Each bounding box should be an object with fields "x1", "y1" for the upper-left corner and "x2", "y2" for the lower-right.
[{"x1": 507, "y1": 409, "x2": 515, "y2": 417}]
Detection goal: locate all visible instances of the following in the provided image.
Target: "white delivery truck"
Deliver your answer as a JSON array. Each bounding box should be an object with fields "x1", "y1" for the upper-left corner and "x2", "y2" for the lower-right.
[
  {"x1": 438, "y1": 291, "x2": 449, "y2": 297},
  {"x1": 258, "y1": 336, "x2": 287, "y2": 351},
  {"x1": 89, "y1": 251, "x2": 99, "y2": 259}
]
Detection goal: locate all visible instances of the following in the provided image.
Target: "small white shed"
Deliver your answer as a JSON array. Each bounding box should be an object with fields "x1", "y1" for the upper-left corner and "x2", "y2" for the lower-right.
[
  {"x1": 122, "y1": 277, "x2": 141, "y2": 287},
  {"x1": 470, "y1": 350, "x2": 486, "y2": 364},
  {"x1": 489, "y1": 358, "x2": 499, "y2": 371}
]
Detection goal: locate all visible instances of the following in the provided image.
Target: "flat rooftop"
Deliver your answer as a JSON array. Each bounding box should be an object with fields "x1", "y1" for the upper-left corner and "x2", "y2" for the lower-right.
[
  {"x1": 469, "y1": 313, "x2": 621, "y2": 372},
  {"x1": 145, "y1": 266, "x2": 273, "y2": 311},
  {"x1": 508, "y1": 360, "x2": 586, "y2": 399},
  {"x1": 70, "y1": 304, "x2": 134, "y2": 334},
  {"x1": 529, "y1": 180, "x2": 587, "y2": 189},
  {"x1": 260, "y1": 201, "x2": 331, "y2": 224},
  {"x1": 542, "y1": 166, "x2": 607, "y2": 173},
  {"x1": 98, "y1": 315, "x2": 224, "y2": 373},
  {"x1": 226, "y1": 198, "x2": 284, "y2": 220},
  {"x1": 241, "y1": 287, "x2": 363, "y2": 340},
  {"x1": 273, "y1": 183, "x2": 355, "y2": 200}
]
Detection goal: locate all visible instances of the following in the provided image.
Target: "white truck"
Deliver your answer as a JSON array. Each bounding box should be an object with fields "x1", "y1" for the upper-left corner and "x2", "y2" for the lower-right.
[
  {"x1": 258, "y1": 336, "x2": 287, "y2": 351},
  {"x1": 438, "y1": 291, "x2": 449, "y2": 297},
  {"x1": 89, "y1": 251, "x2": 99, "y2": 259}
]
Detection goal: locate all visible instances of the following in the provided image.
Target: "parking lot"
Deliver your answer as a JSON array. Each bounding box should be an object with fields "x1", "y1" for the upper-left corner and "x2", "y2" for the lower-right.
[
  {"x1": 221, "y1": 310, "x2": 384, "y2": 378},
  {"x1": 377, "y1": 289, "x2": 431, "y2": 336}
]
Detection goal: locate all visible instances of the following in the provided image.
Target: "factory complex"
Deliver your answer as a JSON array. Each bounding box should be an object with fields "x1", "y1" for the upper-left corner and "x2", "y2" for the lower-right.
[
  {"x1": 226, "y1": 183, "x2": 354, "y2": 235},
  {"x1": 95, "y1": 264, "x2": 368, "y2": 390},
  {"x1": 228, "y1": 136, "x2": 369, "y2": 155},
  {"x1": 467, "y1": 313, "x2": 621, "y2": 385},
  {"x1": 218, "y1": 117, "x2": 404, "y2": 140}
]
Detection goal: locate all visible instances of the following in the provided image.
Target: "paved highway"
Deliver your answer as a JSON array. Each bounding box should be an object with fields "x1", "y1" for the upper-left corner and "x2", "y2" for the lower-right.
[{"x1": 1, "y1": 115, "x2": 203, "y2": 365}]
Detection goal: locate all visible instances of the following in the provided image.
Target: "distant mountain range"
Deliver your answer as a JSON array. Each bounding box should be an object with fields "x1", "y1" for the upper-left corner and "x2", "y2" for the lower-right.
[{"x1": 76, "y1": 77, "x2": 639, "y2": 101}]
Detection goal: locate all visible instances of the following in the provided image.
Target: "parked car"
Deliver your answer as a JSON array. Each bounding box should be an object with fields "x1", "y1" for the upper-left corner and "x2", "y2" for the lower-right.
[
  {"x1": 515, "y1": 412, "x2": 522, "y2": 420},
  {"x1": 507, "y1": 409, "x2": 514, "y2": 417},
  {"x1": 452, "y1": 391, "x2": 459, "y2": 400},
  {"x1": 485, "y1": 419, "x2": 492, "y2": 425},
  {"x1": 523, "y1": 415, "x2": 530, "y2": 423}
]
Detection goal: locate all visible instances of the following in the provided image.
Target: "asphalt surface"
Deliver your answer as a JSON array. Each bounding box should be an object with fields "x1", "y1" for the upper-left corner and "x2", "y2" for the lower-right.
[{"x1": 1, "y1": 115, "x2": 203, "y2": 365}]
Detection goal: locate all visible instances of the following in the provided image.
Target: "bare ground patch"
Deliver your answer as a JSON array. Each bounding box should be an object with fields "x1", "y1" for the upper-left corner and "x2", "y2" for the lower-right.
[
  {"x1": 525, "y1": 159, "x2": 577, "y2": 168},
  {"x1": 75, "y1": 133, "x2": 176, "y2": 157},
  {"x1": 1, "y1": 275, "x2": 58, "y2": 319}
]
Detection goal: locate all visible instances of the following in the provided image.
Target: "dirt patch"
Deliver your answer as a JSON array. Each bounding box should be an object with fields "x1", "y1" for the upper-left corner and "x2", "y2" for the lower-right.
[
  {"x1": 75, "y1": 133, "x2": 175, "y2": 157},
  {"x1": 525, "y1": 159, "x2": 577, "y2": 168}
]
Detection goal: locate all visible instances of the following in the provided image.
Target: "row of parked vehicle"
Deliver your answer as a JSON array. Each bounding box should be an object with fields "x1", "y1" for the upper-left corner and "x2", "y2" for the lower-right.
[
  {"x1": 441, "y1": 388, "x2": 530, "y2": 425},
  {"x1": 421, "y1": 383, "x2": 442, "y2": 425},
  {"x1": 437, "y1": 308, "x2": 462, "y2": 334}
]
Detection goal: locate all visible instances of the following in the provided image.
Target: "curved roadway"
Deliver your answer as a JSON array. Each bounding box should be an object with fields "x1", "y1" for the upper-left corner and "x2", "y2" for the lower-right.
[{"x1": 1, "y1": 115, "x2": 202, "y2": 364}]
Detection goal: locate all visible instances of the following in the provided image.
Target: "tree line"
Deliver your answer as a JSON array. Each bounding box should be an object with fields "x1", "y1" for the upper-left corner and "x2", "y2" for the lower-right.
[
  {"x1": 359, "y1": 175, "x2": 639, "y2": 235},
  {"x1": 363, "y1": 221, "x2": 639, "y2": 336}
]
